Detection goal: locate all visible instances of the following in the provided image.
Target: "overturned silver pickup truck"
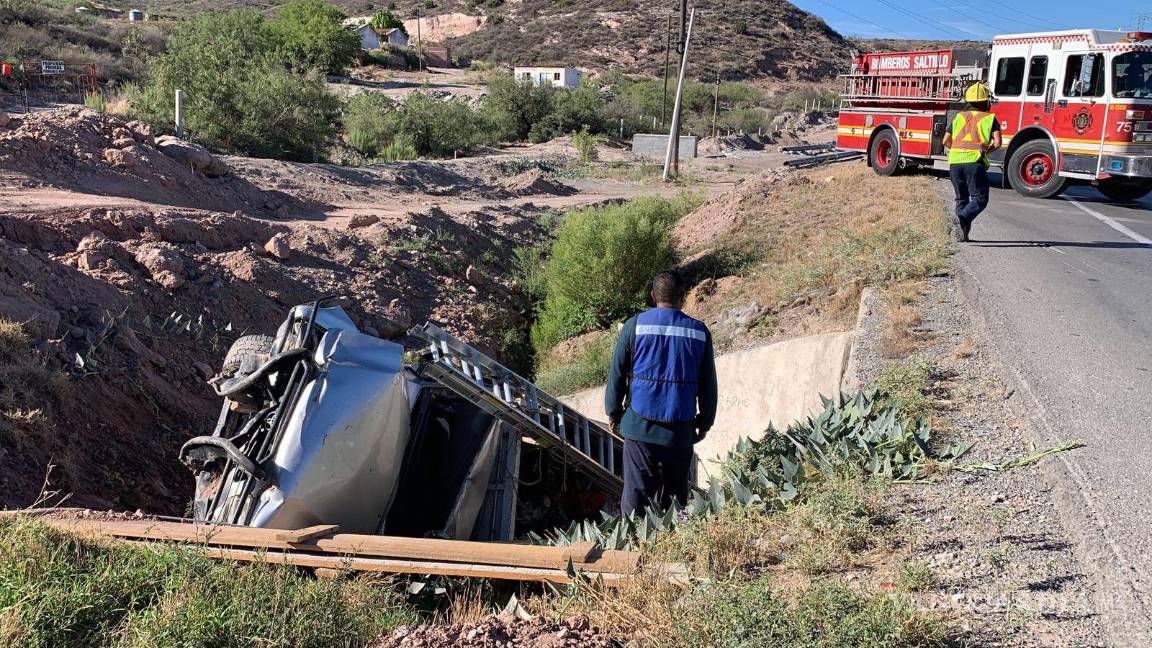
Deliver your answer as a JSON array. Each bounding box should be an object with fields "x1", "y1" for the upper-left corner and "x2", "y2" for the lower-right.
[{"x1": 179, "y1": 300, "x2": 623, "y2": 541}]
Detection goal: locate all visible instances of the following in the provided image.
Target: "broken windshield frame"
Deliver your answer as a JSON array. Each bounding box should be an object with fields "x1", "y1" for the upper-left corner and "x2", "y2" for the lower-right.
[{"x1": 1113, "y1": 51, "x2": 1152, "y2": 99}]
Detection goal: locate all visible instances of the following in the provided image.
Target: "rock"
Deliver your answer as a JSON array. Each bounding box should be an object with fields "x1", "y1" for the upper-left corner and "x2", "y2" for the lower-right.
[
  {"x1": 103, "y1": 147, "x2": 138, "y2": 169},
  {"x1": 111, "y1": 127, "x2": 133, "y2": 140},
  {"x1": 77, "y1": 250, "x2": 104, "y2": 271},
  {"x1": 264, "y1": 233, "x2": 291, "y2": 260},
  {"x1": 192, "y1": 361, "x2": 215, "y2": 380},
  {"x1": 464, "y1": 264, "x2": 485, "y2": 286},
  {"x1": 247, "y1": 242, "x2": 264, "y2": 255},
  {"x1": 125, "y1": 120, "x2": 155, "y2": 146},
  {"x1": 0, "y1": 111, "x2": 10, "y2": 128},
  {"x1": 347, "y1": 214, "x2": 380, "y2": 229},
  {"x1": 156, "y1": 136, "x2": 230, "y2": 178},
  {"x1": 112, "y1": 137, "x2": 137, "y2": 149},
  {"x1": 134, "y1": 243, "x2": 186, "y2": 290}
]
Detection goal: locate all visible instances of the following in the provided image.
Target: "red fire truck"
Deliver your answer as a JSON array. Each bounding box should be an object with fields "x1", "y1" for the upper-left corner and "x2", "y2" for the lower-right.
[{"x1": 836, "y1": 30, "x2": 1152, "y2": 201}]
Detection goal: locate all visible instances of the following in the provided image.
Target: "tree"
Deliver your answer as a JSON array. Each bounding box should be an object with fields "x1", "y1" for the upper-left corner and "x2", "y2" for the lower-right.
[
  {"x1": 130, "y1": 10, "x2": 340, "y2": 161},
  {"x1": 480, "y1": 73, "x2": 554, "y2": 141},
  {"x1": 370, "y1": 9, "x2": 408, "y2": 37},
  {"x1": 528, "y1": 80, "x2": 608, "y2": 142},
  {"x1": 269, "y1": 0, "x2": 361, "y2": 74}
]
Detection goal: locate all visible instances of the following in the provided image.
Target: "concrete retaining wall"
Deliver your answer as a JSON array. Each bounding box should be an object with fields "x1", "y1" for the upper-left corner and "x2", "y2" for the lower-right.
[
  {"x1": 631, "y1": 134, "x2": 699, "y2": 159},
  {"x1": 561, "y1": 331, "x2": 854, "y2": 486}
]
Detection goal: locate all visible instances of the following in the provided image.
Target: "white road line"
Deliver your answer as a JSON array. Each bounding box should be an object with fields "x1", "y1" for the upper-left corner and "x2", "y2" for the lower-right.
[{"x1": 1063, "y1": 197, "x2": 1152, "y2": 246}]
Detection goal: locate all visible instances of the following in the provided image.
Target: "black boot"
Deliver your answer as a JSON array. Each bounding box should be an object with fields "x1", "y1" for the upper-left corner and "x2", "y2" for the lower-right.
[{"x1": 959, "y1": 217, "x2": 973, "y2": 242}]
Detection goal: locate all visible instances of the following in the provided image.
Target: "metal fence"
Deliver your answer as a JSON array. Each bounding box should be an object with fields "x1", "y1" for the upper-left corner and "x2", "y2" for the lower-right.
[{"x1": 1, "y1": 61, "x2": 99, "y2": 113}]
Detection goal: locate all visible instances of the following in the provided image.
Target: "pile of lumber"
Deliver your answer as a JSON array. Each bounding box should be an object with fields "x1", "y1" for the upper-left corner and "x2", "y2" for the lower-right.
[{"x1": 5, "y1": 510, "x2": 678, "y2": 586}]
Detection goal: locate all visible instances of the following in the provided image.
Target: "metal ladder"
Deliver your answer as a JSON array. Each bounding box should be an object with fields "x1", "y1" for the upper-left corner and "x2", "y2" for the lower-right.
[{"x1": 408, "y1": 323, "x2": 624, "y2": 495}]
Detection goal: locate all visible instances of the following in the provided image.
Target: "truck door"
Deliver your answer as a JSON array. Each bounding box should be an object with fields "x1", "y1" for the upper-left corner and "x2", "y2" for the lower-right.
[
  {"x1": 1018, "y1": 53, "x2": 1057, "y2": 138},
  {"x1": 1057, "y1": 51, "x2": 1109, "y2": 175},
  {"x1": 988, "y1": 51, "x2": 1027, "y2": 166}
]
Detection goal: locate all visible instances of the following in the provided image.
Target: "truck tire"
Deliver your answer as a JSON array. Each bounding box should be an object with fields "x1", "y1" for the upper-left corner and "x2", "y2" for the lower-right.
[
  {"x1": 1097, "y1": 178, "x2": 1152, "y2": 202},
  {"x1": 1007, "y1": 140, "x2": 1066, "y2": 199},
  {"x1": 220, "y1": 334, "x2": 275, "y2": 378},
  {"x1": 869, "y1": 129, "x2": 901, "y2": 177}
]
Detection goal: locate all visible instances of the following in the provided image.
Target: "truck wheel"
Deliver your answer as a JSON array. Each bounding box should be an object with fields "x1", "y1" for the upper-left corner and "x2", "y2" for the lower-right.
[
  {"x1": 220, "y1": 334, "x2": 275, "y2": 378},
  {"x1": 869, "y1": 130, "x2": 901, "y2": 177},
  {"x1": 1097, "y1": 178, "x2": 1152, "y2": 202},
  {"x1": 1007, "y1": 140, "x2": 1066, "y2": 199}
]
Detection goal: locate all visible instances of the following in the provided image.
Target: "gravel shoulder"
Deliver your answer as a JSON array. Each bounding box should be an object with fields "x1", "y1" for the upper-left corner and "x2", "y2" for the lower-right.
[{"x1": 852, "y1": 270, "x2": 1106, "y2": 642}]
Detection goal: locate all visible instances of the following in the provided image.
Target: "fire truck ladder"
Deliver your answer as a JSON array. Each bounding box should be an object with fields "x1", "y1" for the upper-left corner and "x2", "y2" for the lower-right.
[
  {"x1": 408, "y1": 323, "x2": 624, "y2": 495},
  {"x1": 840, "y1": 73, "x2": 975, "y2": 104}
]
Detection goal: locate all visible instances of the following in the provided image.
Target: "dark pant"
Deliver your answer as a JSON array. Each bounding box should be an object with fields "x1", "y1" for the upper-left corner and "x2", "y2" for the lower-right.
[
  {"x1": 949, "y1": 162, "x2": 990, "y2": 223},
  {"x1": 621, "y1": 439, "x2": 693, "y2": 516}
]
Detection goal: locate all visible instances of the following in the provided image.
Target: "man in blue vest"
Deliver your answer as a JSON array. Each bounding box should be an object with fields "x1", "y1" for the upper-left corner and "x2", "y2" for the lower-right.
[{"x1": 605, "y1": 271, "x2": 718, "y2": 516}]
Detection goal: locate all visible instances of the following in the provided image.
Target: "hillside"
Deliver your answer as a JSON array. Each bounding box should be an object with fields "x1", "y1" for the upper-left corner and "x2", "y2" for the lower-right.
[{"x1": 139, "y1": 0, "x2": 855, "y2": 81}]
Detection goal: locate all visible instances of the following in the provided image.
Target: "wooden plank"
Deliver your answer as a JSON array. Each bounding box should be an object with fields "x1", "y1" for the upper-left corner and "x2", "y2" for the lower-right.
[
  {"x1": 198, "y1": 547, "x2": 630, "y2": 587},
  {"x1": 39, "y1": 518, "x2": 641, "y2": 574},
  {"x1": 274, "y1": 525, "x2": 338, "y2": 543}
]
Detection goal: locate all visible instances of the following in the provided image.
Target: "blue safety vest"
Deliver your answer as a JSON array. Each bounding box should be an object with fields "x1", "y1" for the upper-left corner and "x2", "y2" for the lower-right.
[{"x1": 629, "y1": 308, "x2": 708, "y2": 423}]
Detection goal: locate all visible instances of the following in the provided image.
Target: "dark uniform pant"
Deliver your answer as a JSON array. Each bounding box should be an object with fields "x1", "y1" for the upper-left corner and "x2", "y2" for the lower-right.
[
  {"x1": 621, "y1": 439, "x2": 693, "y2": 516},
  {"x1": 949, "y1": 162, "x2": 990, "y2": 223}
]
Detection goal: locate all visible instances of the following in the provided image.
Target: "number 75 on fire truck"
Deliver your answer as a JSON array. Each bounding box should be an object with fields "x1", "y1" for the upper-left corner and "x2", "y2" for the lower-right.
[{"x1": 836, "y1": 29, "x2": 1152, "y2": 202}]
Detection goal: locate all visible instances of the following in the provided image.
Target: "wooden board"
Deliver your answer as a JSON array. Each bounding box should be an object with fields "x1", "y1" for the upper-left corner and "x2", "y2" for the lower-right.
[
  {"x1": 33, "y1": 517, "x2": 641, "y2": 574},
  {"x1": 274, "y1": 525, "x2": 338, "y2": 543}
]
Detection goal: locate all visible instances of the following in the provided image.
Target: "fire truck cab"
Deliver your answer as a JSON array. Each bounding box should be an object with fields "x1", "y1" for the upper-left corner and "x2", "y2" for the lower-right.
[{"x1": 837, "y1": 30, "x2": 1152, "y2": 201}]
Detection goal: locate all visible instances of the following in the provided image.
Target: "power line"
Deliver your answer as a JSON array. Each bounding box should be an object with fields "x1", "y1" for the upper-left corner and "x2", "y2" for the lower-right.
[
  {"x1": 869, "y1": 0, "x2": 982, "y2": 40},
  {"x1": 972, "y1": 0, "x2": 1075, "y2": 30},
  {"x1": 944, "y1": 0, "x2": 1069, "y2": 31},
  {"x1": 807, "y1": 0, "x2": 917, "y2": 40}
]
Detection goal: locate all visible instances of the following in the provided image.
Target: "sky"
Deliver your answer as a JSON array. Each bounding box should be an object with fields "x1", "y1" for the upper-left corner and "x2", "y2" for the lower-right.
[{"x1": 788, "y1": 0, "x2": 1150, "y2": 41}]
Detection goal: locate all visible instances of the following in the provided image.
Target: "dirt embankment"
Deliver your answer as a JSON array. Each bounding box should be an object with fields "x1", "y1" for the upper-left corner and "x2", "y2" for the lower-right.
[{"x1": 0, "y1": 108, "x2": 557, "y2": 513}]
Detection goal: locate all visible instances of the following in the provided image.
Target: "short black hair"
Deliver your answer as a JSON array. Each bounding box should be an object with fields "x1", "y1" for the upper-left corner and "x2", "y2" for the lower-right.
[
  {"x1": 968, "y1": 99, "x2": 990, "y2": 111},
  {"x1": 651, "y1": 270, "x2": 687, "y2": 304}
]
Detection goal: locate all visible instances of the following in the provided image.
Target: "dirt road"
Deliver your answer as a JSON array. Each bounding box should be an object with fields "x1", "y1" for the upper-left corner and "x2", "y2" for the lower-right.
[{"x1": 952, "y1": 177, "x2": 1152, "y2": 645}]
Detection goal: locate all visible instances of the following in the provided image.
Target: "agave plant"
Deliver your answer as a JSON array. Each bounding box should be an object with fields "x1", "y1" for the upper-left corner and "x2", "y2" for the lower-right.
[{"x1": 532, "y1": 391, "x2": 973, "y2": 551}]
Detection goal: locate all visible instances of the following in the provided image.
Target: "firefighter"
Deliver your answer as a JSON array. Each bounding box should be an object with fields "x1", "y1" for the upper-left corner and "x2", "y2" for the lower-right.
[
  {"x1": 942, "y1": 82, "x2": 1002, "y2": 242},
  {"x1": 605, "y1": 271, "x2": 718, "y2": 516}
]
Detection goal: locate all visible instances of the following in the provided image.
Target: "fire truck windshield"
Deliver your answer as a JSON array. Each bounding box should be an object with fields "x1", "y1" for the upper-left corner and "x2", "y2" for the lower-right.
[{"x1": 1113, "y1": 52, "x2": 1152, "y2": 98}]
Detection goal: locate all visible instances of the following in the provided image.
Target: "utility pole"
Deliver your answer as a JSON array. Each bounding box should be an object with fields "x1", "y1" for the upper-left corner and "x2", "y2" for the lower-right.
[
  {"x1": 415, "y1": 8, "x2": 423, "y2": 72},
  {"x1": 677, "y1": 0, "x2": 688, "y2": 53},
  {"x1": 663, "y1": 6, "x2": 694, "y2": 181},
  {"x1": 711, "y1": 69, "x2": 721, "y2": 138},
  {"x1": 174, "y1": 89, "x2": 184, "y2": 137},
  {"x1": 661, "y1": 11, "x2": 672, "y2": 128}
]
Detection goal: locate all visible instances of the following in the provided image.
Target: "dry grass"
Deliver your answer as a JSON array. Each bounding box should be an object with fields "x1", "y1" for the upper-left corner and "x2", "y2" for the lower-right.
[
  {"x1": 0, "y1": 320, "x2": 68, "y2": 447},
  {"x1": 879, "y1": 281, "x2": 930, "y2": 359},
  {"x1": 686, "y1": 164, "x2": 951, "y2": 347}
]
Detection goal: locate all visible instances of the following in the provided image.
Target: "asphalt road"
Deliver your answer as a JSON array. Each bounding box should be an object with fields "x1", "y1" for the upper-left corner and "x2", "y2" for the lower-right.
[{"x1": 953, "y1": 177, "x2": 1152, "y2": 645}]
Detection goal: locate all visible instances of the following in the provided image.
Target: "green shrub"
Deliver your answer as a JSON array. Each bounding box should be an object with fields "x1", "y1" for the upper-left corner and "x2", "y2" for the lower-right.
[
  {"x1": 528, "y1": 81, "x2": 607, "y2": 143},
  {"x1": 269, "y1": 0, "x2": 361, "y2": 74},
  {"x1": 480, "y1": 73, "x2": 554, "y2": 141},
  {"x1": 129, "y1": 10, "x2": 340, "y2": 161},
  {"x1": 530, "y1": 196, "x2": 694, "y2": 354},
  {"x1": 370, "y1": 9, "x2": 408, "y2": 37},
  {"x1": 535, "y1": 331, "x2": 617, "y2": 395},
  {"x1": 571, "y1": 125, "x2": 604, "y2": 163},
  {"x1": 387, "y1": 91, "x2": 488, "y2": 156},
  {"x1": 343, "y1": 92, "x2": 394, "y2": 156},
  {"x1": 378, "y1": 140, "x2": 419, "y2": 162},
  {"x1": 82, "y1": 91, "x2": 104, "y2": 112},
  {"x1": 0, "y1": 518, "x2": 417, "y2": 647}
]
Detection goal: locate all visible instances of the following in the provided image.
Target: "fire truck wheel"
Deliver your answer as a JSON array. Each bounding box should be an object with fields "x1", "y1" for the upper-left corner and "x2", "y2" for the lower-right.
[
  {"x1": 1096, "y1": 179, "x2": 1152, "y2": 202},
  {"x1": 869, "y1": 130, "x2": 901, "y2": 177},
  {"x1": 1007, "y1": 140, "x2": 1066, "y2": 199}
]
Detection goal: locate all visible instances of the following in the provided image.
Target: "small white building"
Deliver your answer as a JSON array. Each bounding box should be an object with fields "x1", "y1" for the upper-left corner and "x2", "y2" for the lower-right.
[
  {"x1": 380, "y1": 28, "x2": 409, "y2": 47},
  {"x1": 349, "y1": 23, "x2": 382, "y2": 50},
  {"x1": 513, "y1": 66, "x2": 582, "y2": 88}
]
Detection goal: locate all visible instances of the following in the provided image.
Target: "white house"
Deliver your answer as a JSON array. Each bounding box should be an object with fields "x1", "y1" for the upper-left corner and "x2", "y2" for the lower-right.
[
  {"x1": 513, "y1": 66, "x2": 582, "y2": 88},
  {"x1": 380, "y1": 28, "x2": 409, "y2": 47},
  {"x1": 349, "y1": 23, "x2": 381, "y2": 50}
]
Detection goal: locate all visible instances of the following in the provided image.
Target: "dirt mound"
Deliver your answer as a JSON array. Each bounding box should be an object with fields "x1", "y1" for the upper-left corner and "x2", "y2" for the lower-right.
[
  {"x1": 0, "y1": 199, "x2": 545, "y2": 513},
  {"x1": 499, "y1": 168, "x2": 575, "y2": 197},
  {"x1": 372, "y1": 613, "x2": 617, "y2": 648},
  {"x1": 697, "y1": 133, "x2": 769, "y2": 157},
  {"x1": 673, "y1": 167, "x2": 809, "y2": 251},
  {"x1": 0, "y1": 107, "x2": 308, "y2": 216}
]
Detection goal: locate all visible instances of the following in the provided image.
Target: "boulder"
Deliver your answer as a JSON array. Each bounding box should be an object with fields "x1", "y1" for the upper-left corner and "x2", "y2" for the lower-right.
[
  {"x1": 264, "y1": 233, "x2": 291, "y2": 260},
  {"x1": 103, "y1": 147, "x2": 138, "y2": 169},
  {"x1": 156, "y1": 136, "x2": 230, "y2": 178},
  {"x1": 0, "y1": 111, "x2": 10, "y2": 128},
  {"x1": 134, "y1": 243, "x2": 186, "y2": 290},
  {"x1": 112, "y1": 137, "x2": 137, "y2": 149},
  {"x1": 125, "y1": 120, "x2": 155, "y2": 146},
  {"x1": 77, "y1": 250, "x2": 103, "y2": 271},
  {"x1": 464, "y1": 264, "x2": 485, "y2": 287},
  {"x1": 348, "y1": 214, "x2": 380, "y2": 229}
]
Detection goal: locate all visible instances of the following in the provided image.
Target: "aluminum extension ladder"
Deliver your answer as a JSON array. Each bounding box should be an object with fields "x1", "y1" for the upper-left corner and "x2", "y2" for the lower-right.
[{"x1": 408, "y1": 323, "x2": 624, "y2": 495}]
